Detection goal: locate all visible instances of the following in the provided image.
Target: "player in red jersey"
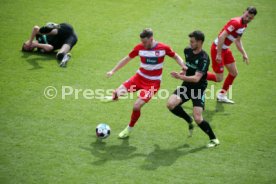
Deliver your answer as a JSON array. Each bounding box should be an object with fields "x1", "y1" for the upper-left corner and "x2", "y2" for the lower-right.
[
  {"x1": 106, "y1": 28, "x2": 187, "y2": 138},
  {"x1": 207, "y1": 6, "x2": 257, "y2": 103}
]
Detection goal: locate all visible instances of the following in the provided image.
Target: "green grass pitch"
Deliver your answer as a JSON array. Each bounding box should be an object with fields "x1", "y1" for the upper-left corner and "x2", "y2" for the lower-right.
[{"x1": 0, "y1": 0, "x2": 276, "y2": 183}]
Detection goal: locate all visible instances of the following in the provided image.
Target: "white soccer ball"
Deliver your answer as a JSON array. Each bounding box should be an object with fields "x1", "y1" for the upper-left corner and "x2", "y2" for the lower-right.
[{"x1": 96, "y1": 123, "x2": 111, "y2": 139}]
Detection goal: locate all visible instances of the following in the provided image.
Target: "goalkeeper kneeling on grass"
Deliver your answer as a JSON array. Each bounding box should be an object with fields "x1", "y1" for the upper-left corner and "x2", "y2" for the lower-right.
[{"x1": 22, "y1": 22, "x2": 78, "y2": 67}]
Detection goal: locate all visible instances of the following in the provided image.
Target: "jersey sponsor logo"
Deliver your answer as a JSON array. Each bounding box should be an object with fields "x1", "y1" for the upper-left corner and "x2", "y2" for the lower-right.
[
  {"x1": 145, "y1": 57, "x2": 158, "y2": 64},
  {"x1": 186, "y1": 62, "x2": 197, "y2": 69},
  {"x1": 139, "y1": 50, "x2": 166, "y2": 58},
  {"x1": 227, "y1": 25, "x2": 235, "y2": 32}
]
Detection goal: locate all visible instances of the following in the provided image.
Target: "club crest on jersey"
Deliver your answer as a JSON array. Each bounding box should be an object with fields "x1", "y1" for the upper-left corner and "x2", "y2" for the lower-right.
[{"x1": 155, "y1": 50, "x2": 160, "y2": 57}]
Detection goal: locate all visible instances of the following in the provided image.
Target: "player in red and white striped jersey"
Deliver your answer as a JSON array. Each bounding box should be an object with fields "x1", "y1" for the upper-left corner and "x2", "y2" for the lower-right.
[
  {"x1": 207, "y1": 6, "x2": 257, "y2": 103},
  {"x1": 106, "y1": 28, "x2": 187, "y2": 138}
]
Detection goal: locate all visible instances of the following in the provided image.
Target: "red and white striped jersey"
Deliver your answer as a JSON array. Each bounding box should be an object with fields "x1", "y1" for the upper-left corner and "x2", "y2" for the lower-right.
[
  {"x1": 214, "y1": 17, "x2": 247, "y2": 49},
  {"x1": 128, "y1": 42, "x2": 175, "y2": 81}
]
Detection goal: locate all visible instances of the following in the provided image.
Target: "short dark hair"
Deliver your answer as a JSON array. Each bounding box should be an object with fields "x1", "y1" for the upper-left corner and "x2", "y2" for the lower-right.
[
  {"x1": 188, "y1": 30, "x2": 205, "y2": 42},
  {"x1": 247, "y1": 6, "x2": 257, "y2": 15},
  {"x1": 140, "y1": 28, "x2": 153, "y2": 39}
]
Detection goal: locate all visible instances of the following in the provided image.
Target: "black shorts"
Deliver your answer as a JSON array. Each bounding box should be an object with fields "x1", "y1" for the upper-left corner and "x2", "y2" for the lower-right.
[
  {"x1": 57, "y1": 23, "x2": 78, "y2": 49},
  {"x1": 173, "y1": 85, "x2": 206, "y2": 109},
  {"x1": 64, "y1": 33, "x2": 78, "y2": 49}
]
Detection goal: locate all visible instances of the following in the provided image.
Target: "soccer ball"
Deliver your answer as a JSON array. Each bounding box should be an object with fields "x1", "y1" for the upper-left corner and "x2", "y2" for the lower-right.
[{"x1": 96, "y1": 123, "x2": 111, "y2": 139}]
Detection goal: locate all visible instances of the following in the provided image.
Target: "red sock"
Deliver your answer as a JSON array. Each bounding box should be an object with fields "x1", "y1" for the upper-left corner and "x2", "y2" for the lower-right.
[
  {"x1": 207, "y1": 72, "x2": 217, "y2": 82},
  {"x1": 128, "y1": 110, "x2": 141, "y2": 127},
  {"x1": 220, "y1": 74, "x2": 236, "y2": 94}
]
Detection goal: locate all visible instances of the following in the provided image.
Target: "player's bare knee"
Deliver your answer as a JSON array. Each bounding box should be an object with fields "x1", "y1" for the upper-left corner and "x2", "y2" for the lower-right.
[
  {"x1": 167, "y1": 101, "x2": 176, "y2": 110},
  {"x1": 133, "y1": 103, "x2": 142, "y2": 111},
  {"x1": 230, "y1": 71, "x2": 238, "y2": 77},
  {"x1": 60, "y1": 44, "x2": 71, "y2": 53},
  {"x1": 167, "y1": 95, "x2": 180, "y2": 110},
  {"x1": 193, "y1": 114, "x2": 203, "y2": 124}
]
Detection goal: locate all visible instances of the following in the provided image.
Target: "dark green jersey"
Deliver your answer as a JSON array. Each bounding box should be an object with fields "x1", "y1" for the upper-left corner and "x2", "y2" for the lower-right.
[
  {"x1": 36, "y1": 23, "x2": 76, "y2": 50},
  {"x1": 183, "y1": 47, "x2": 210, "y2": 89}
]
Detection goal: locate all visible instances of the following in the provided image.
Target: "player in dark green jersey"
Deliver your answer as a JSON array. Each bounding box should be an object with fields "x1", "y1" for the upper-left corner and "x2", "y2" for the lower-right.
[
  {"x1": 167, "y1": 30, "x2": 219, "y2": 148},
  {"x1": 22, "y1": 22, "x2": 78, "y2": 67}
]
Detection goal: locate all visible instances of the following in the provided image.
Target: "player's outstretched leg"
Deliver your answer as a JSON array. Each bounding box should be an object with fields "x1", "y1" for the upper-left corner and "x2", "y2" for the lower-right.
[
  {"x1": 118, "y1": 98, "x2": 145, "y2": 139},
  {"x1": 217, "y1": 63, "x2": 238, "y2": 104},
  {"x1": 167, "y1": 94, "x2": 194, "y2": 137},
  {"x1": 193, "y1": 107, "x2": 219, "y2": 148}
]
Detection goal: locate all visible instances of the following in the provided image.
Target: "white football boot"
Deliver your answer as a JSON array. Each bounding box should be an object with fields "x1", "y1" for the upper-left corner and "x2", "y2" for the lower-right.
[
  {"x1": 217, "y1": 93, "x2": 234, "y2": 104},
  {"x1": 206, "y1": 139, "x2": 220, "y2": 148},
  {"x1": 59, "y1": 53, "x2": 71, "y2": 67}
]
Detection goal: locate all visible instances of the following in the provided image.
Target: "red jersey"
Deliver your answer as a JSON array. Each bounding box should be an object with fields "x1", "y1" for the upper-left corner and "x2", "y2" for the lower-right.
[
  {"x1": 214, "y1": 17, "x2": 247, "y2": 49},
  {"x1": 128, "y1": 42, "x2": 175, "y2": 81}
]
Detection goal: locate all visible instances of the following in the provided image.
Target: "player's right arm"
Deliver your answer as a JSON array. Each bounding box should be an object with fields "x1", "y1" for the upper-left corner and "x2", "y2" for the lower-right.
[
  {"x1": 107, "y1": 44, "x2": 139, "y2": 77},
  {"x1": 106, "y1": 56, "x2": 132, "y2": 77},
  {"x1": 216, "y1": 30, "x2": 229, "y2": 63},
  {"x1": 171, "y1": 57, "x2": 207, "y2": 83},
  {"x1": 26, "y1": 25, "x2": 40, "y2": 47}
]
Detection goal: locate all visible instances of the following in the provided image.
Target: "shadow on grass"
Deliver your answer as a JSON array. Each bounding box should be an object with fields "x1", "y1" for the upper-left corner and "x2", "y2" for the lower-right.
[
  {"x1": 81, "y1": 139, "x2": 207, "y2": 170},
  {"x1": 204, "y1": 102, "x2": 226, "y2": 122},
  {"x1": 21, "y1": 51, "x2": 58, "y2": 70},
  {"x1": 140, "y1": 144, "x2": 206, "y2": 170},
  {"x1": 80, "y1": 138, "x2": 146, "y2": 165}
]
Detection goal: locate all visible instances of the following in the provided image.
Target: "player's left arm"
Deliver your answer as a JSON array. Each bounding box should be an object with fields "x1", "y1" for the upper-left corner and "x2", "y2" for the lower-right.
[
  {"x1": 235, "y1": 36, "x2": 249, "y2": 64},
  {"x1": 171, "y1": 71, "x2": 203, "y2": 83},
  {"x1": 32, "y1": 41, "x2": 54, "y2": 52}
]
